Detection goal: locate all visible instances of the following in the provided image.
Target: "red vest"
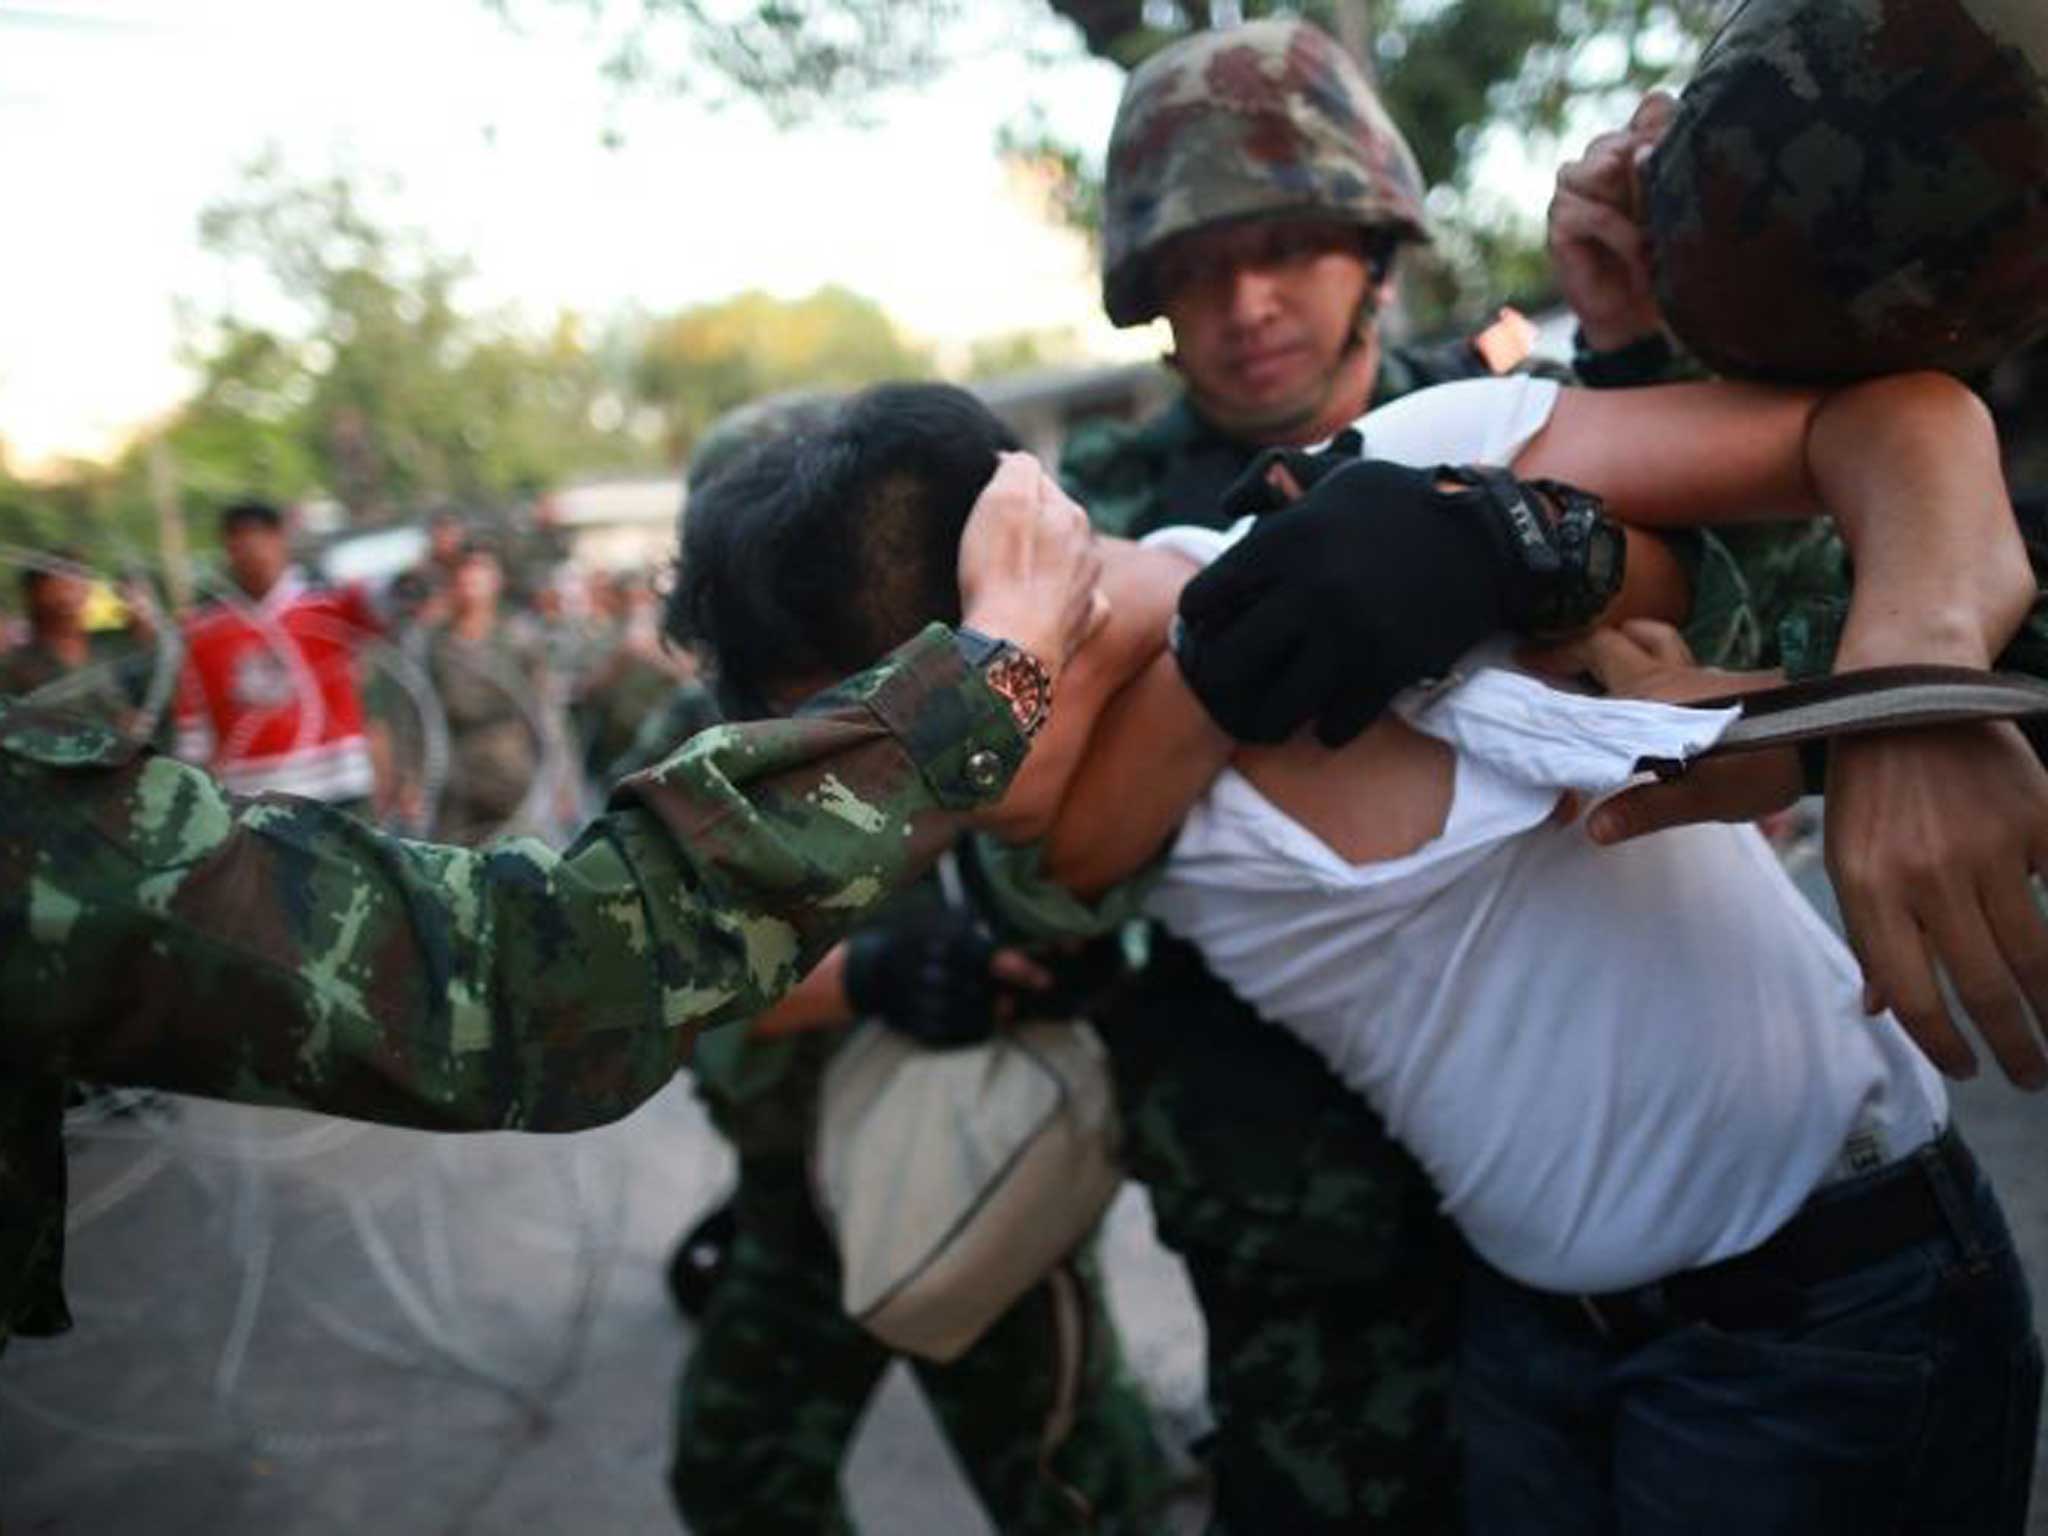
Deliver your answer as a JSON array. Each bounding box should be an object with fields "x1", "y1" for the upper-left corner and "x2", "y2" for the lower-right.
[{"x1": 174, "y1": 571, "x2": 381, "y2": 800}]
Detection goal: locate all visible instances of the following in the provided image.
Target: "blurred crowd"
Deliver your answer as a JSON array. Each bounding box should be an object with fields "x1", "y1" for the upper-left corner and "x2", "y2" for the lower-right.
[{"x1": 1, "y1": 497, "x2": 710, "y2": 853}]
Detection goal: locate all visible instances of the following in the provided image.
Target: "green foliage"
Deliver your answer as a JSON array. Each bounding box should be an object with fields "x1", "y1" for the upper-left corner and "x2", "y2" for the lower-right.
[
  {"x1": 513, "y1": 0, "x2": 1720, "y2": 321},
  {"x1": 490, "y1": 0, "x2": 987, "y2": 127},
  {"x1": 190, "y1": 161, "x2": 651, "y2": 521},
  {"x1": 631, "y1": 286, "x2": 930, "y2": 457}
]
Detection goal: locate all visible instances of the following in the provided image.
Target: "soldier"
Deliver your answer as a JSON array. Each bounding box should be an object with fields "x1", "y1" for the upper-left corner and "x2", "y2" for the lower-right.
[
  {"x1": 1645, "y1": 0, "x2": 2048, "y2": 382},
  {"x1": 418, "y1": 538, "x2": 571, "y2": 845},
  {"x1": 0, "y1": 452, "x2": 1102, "y2": 1356},
  {"x1": 1056, "y1": 22, "x2": 1582, "y2": 1528},
  {"x1": 0, "y1": 552, "x2": 160, "y2": 736},
  {"x1": 1065, "y1": 18, "x2": 2048, "y2": 1530},
  {"x1": 1527, "y1": 83, "x2": 2048, "y2": 1094},
  {"x1": 659, "y1": 395, "x2": 1175, "y2": 1536}
]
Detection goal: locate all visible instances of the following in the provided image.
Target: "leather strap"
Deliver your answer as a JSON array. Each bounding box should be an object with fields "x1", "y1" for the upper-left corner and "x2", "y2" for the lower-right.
[{"x1": 1636, "y1": 666, "x2": 2048, "y2": 780}]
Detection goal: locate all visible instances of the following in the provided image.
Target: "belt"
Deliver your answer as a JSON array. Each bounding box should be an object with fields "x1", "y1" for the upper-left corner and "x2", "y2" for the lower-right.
[{"x1": 1549, "y1": 1129, "x2": 1971, "y2": 1349}]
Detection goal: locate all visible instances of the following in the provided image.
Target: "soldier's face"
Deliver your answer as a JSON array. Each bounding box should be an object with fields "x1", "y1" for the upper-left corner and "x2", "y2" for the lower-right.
[{"x1": 1156, "y1": 218, "x2": 1383, "y2": 443}]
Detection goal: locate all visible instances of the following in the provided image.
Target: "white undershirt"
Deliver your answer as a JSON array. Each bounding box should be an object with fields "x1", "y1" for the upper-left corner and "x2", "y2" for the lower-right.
[{"x1": 1142, "y1": 376, "x2": 1947, "y2": 1294}]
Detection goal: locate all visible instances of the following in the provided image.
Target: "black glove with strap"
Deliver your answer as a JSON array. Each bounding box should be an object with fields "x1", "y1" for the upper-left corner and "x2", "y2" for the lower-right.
[
  {"x1": 1175, "y1": 456, "x2": 1625, "y2": 747},
  {"x1": 843, "y1": 907, "x2": 999, "y2": 1049}
]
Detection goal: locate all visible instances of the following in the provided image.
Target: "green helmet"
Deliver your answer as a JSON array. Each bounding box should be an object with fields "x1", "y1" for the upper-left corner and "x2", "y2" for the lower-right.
[
  {"x1": 1647, "y1": 0, "x2": 2048, "y2": 381},
  {"x1": 685, "y1": 389, "x2": 844, "y2": 493},
  {"x1": 1100, "y1": 19, "x2": 1432, "y2": 328}
]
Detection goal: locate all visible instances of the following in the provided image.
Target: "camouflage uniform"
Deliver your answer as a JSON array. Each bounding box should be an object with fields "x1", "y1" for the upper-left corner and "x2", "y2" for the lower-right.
[
  {"x1": 422, "y1": 620, "x2": 556, "y2": 844},
  {"x1": 663, "y1": 395, "x2": 1174, "y2": 1534},
  {"x1": 0, "y1": 622, "x2": 1028, "y2": 1353},
  {"x1": 1059, "y1": 424, "x2": 1466, "y2": 1535},
  {"x1": 1647, "y1": 0, "x2": 2048, "y2": 382},
  {"x1": 670, "y1": 892, "x2": 1173, "y2": 1536},
  {"x1": 0, "y1": 635, "x2": 150, "y2": 734},
  {"x1": 1064, "y1": 22, "x2": 1530, "y2": 1531}
]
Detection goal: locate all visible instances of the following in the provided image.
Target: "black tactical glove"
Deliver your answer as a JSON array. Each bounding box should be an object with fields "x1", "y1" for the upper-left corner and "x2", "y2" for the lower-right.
[
  {"x1": 1214, "y1": 431, "x2": 1364, "y2": 523},
  {"x1": 1175, "y1": 457, "x2": 1626, "y2": 747},
  {"x1": 843, "y1": 907, "x2": 999, "y2": 1049}
]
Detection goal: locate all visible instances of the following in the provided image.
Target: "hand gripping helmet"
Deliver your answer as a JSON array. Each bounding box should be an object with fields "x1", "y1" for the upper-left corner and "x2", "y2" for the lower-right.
[
  {"x1": 1100, "y1": 19, "x2": 1432, "y2": 328},
  {"x1": 1647, "y1": 0, "x2": 2048, "y2": 381}
]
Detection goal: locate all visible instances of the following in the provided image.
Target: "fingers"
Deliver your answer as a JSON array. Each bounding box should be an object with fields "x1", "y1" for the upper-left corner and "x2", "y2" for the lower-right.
[
  {"x1": 1970, "y1": 866, "x2": 2048, "y2": 1088},
  {"x1": 1556, "y1": 131, "x2": 1640, "y2": 205},
  {"x1": 1586, "y1": 751, "x2": 1803, "y2": 843},
  {"x1": 989, "y1": 948, "x2": 1055, "y2": 992},
  {"x1": 1833, "y1": 861, "x2": 1978, "y2": 1080},
  {"x1": 1212, "y1": 601, "x2": 1329, "y2": 742},
  {"x1": 1629, "y1": 89, "x2": 1677, "y2": 138},
  {"x1": 959, "y1": 452, "x2": 1102, "y2": 670},
  {"x1": 1614, "y1": 618, "x2": 1693, "y2": 665},
  {"x1": 1525, "y1": 625, "x2": 1658, "y2": 691}
]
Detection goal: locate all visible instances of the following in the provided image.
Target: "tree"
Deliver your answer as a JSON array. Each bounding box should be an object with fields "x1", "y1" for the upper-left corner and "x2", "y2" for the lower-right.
[
  {"x1": 188, "y1": 157, "x2": 652, "y2": 523},
  {"x1": 494, "y1": 0, "x2": 1722, "y2": 328},
  {"x1": 631, "y1": 286, "x2": 930, "y2": 458}
]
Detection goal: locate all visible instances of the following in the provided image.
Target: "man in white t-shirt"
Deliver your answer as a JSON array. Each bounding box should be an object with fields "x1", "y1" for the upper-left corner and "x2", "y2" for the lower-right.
[{"x1": 675, "y1": 378, "x2": 2041, "y2": 1533}]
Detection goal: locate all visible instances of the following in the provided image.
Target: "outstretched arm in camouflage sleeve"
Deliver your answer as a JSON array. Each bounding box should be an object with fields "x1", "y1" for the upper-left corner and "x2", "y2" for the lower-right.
[
  {"x1": 0, "y1": 460, "x2": 1102, "y2": 1347},
  {"x1": 2, "y1": 635, "x2": 1005, "y2": 1130}
]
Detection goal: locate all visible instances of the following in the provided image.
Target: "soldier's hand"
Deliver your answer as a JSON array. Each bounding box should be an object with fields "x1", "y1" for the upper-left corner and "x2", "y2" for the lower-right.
[
  {"x1": 1549, "y1": 92, "x2": 1674, "y2": 352},
  {"x1": 1177, "y1": 459, "x2": 1625, "y2": 747},
  {"x1": 1580, "y1": 671, "x2": 2048, "y2": 1092},
  {"x1": 1822, "y1": 723, "x2": 2048, "y2": 1091},
  {"x1": 1526, "y1": 622, "x2": 1806, "y2": 836},
  {"x1": 959, "y1": 452, "x2": 1108, "y2": 676},
  {"x1": 1524, "y1": 619, "x2": 1763, "y2": 706},
  {"x1": 844, "y1": 907, "x2": 1048, "y2": 1048}
]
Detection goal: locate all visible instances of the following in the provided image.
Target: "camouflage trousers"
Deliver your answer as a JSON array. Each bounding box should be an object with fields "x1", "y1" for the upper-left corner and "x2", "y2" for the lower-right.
[
  {"x1": 1103, "y1": 931, "x2": 1465, "y2": 1535},
  {"x1": 668, "y1": 1160, "x2": 1175, "y2": 1536},
  {"x1": 1178, "y1": 1223, "x2": 1463, "y2": 1535}
]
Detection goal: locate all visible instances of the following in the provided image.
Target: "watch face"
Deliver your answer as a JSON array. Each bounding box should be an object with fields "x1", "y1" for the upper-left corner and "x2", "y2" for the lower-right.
[{"x1": 986, "y1": 648, "x2": 1052, "y2": 737}]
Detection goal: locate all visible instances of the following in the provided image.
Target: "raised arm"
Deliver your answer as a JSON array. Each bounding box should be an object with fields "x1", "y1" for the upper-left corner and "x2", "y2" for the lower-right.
[
  {"x1": 1526, "y1": 373, "x2": 2048, "y2": 1088},
  {"x1": 1519, "y1": 373, "x2": 2033, "y2": 657},
  {"x1": 0, "y1": 458, "x2": 1108, "y2": 1352}
]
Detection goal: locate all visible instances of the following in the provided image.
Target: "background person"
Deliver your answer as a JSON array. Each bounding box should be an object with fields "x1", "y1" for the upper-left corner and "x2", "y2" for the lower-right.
[{"x1": 172, "y1": 498, "x2": 386, "y2": 813}]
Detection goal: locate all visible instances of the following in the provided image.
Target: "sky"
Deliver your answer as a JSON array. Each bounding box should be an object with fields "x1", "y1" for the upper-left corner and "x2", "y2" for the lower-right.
[{"x1": 0, "y1": 0, "x2": 1164, "y2": 470}]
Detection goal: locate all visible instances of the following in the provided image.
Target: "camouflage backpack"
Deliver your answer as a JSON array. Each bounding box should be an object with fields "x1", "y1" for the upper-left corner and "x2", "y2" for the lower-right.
[
  {"x1": 1648, "y1": 0, "x2": 2048, "y2": 381},
  {"x1": 1100, "y1": 18, "x2": 1432, "y2": 327}
]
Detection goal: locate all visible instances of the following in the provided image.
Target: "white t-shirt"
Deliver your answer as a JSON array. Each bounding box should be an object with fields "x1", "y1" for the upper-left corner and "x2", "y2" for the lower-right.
[{"x1": 1141, "y1": 376, "x2": 1947, "y2": 1294}]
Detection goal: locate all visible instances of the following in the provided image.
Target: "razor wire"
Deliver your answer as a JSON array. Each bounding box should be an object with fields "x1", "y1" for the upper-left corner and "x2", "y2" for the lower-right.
[{"x1": 0, "y1": 544, "x2": 654, "y2": 1467}]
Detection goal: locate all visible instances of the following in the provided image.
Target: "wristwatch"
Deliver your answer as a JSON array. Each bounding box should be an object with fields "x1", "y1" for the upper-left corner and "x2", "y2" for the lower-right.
[{"x1": 955, "y1": 627, "x2": 1053, "y2": 739}]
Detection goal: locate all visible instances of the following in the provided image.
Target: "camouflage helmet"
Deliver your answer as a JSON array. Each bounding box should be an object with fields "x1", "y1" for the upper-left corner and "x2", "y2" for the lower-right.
[
  {"x1": 1647, "y1": 0, "x2": 2048, "y2": 382},
  {"x1": 1101, "y1": 19, "x2": 1432, "y2": 328},
  {"x1": 685, "y1": 389, "x2": 844, "y2": 493}
]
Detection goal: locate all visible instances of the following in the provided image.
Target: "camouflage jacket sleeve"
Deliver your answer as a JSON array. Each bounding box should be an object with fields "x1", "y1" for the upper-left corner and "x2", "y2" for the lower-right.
[
  {"x1": 0, "y1": 623, "x2": 1022, "y2": 1347},
  {"x1": 964, "y1": 837, "x2": 1161, "y2": 943},
  {"x1": 1684, "y1": 506, "x2": 2048, "y2": 681}
]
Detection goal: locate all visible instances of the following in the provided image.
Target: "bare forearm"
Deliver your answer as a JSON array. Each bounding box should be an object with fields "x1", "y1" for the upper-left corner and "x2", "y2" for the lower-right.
[
  {"x1": 1806, "y1": 373, "x2": 2032, "y2": 669},
  {"x1": 1043, "y1": 652, "x2": 1231, "y2": 898},
  {"x1": 1603, "y1": 528, "x2": 1691, "y2": 628}
]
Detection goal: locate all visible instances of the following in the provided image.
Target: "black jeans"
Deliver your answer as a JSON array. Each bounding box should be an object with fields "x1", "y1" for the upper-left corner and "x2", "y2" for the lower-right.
[{"x1": 1457, "y1": 1130, "x2": 2043, "y2": 1534}]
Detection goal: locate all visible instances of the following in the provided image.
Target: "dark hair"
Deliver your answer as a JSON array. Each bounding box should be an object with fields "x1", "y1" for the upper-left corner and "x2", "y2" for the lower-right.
[
  {"x1": 667, "y1": 382, "x2": 1017, "y2": 718},
  {"x1": 219, "y1": 498, "x2": 284, "y2": 535},
  {"x1": 18, "y1": 548, "x2": 83, "y2": 601}
]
